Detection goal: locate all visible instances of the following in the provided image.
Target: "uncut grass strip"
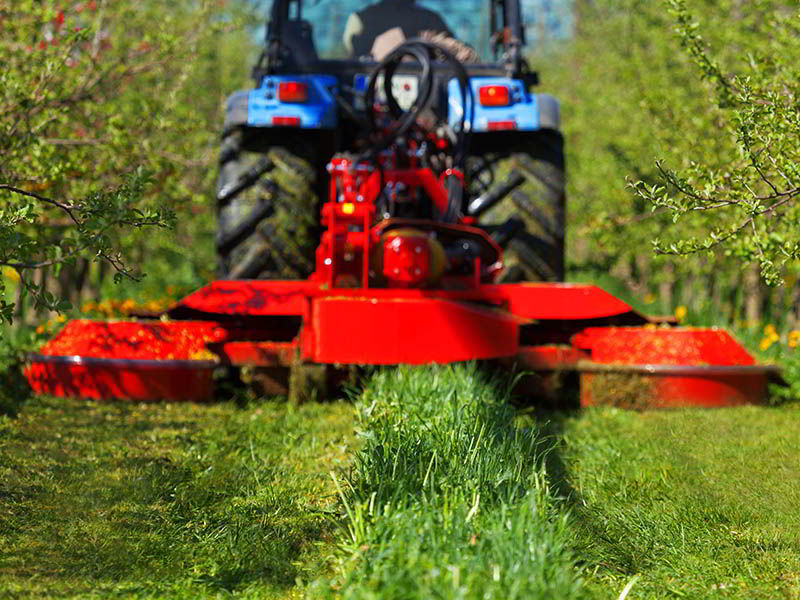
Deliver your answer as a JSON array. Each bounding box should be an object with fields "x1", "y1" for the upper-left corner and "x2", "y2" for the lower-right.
[{"x1": 309, "y1": 364, "x2": 584, "y2": 599}]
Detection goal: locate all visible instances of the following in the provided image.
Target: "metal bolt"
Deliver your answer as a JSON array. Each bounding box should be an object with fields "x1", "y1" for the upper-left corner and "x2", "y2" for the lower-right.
[
  {"x1": 324, "y1": 258, "x2": 332, "y2": 266},
  {"x1": 414, "y1": 268, "x2": 422, "y2": 275},
  {"x1": 393, "y1": 268, "x2": 400, "y2": 274},
  {"x1": 414, "y1": 246, "x2": 423, "y2": 254}
]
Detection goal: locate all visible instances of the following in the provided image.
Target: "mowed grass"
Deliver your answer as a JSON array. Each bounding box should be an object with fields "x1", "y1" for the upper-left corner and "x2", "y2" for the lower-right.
[
  {"x1": 556, "y1": 403, "x2": 800, "y2": 599},
  {"x1": 0, "y1": 394, "x2": 356, "y2": 599}
]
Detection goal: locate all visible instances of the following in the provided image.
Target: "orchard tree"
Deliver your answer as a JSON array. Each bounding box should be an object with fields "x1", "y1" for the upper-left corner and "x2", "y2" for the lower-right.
[
  {"x1": 0, "y1": 1, "x2": 258, "y2": 324},
  {"x1": 633, "y1": 0, "x2": 799, "y2": 286},
  {"x1": 546, "y1": 0, "x2": 798, "y2": 323}
]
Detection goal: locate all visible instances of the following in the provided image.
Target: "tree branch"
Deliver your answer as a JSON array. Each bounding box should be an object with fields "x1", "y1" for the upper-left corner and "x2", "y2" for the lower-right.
[{"x1": 0, "y1": 184, "x2": 79, "y2": 224}]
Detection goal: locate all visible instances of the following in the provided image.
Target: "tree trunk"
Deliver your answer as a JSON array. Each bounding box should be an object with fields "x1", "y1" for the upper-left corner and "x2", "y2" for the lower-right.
[
  {"x1": 744, "y1": 264, "x2": 762, "y2": 327},
  {"x1": 659, "y1": 262, "x2": 674, "y2": 314},
  {"x1": 634, "y1": 252, "x2": 650, "y2": 295},
  {"x1": 14, "y1": 279, "x2": 26, "y2": 325},
  {"x1": 36, "y1": 267, "x2": 49, "y2": 317},
  {"x1": 711, "y1": 271, "x2": 723, "y2": 323}
]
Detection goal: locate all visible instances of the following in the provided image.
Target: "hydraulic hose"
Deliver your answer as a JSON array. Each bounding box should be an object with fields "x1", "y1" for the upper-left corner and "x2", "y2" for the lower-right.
[{"x1": 359, "y1": 39, "x2": 474, "y2": 221}]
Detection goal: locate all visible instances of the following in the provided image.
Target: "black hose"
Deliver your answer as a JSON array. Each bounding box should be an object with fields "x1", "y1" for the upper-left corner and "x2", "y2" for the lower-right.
[{"x1": 357, "y1": 39, "x2": 474, "y2": 221}]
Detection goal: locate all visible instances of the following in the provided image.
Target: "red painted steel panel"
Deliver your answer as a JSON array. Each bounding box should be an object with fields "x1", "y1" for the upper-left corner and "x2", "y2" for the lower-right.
[
  {"x1": 170, "y1": 280, "x2": 318, "y2": 317},
  {"x1": 210, "y1": 341, "x2": 296, "y2": 366},
  {"x1": 24, "y1": 320, "x2": 223, "y2": 401},
  {"x1": 573, "y1": 327, "x2": 774, "y2": 406},
  {"x1": 573, "y1": 327, "x2": 756, "y2": 366},
  {"x1": 492, "y1": 283, "x2": 643, "y2": 321},
  {"x1": 514, "y1": 345, "x2": 589, "y2": 369},
  {"x1": 312, "y1": 297, "x2": 524, "y2": 364},
  {"x1": 35, "y1": 320, "x2": 227, "y2": 360},
  {"x1": 170, "y1": 281, "x2": 644, "y2": 323},
  {"x1": 25, "y1": 357, "x2": 215, "y2": 402}
]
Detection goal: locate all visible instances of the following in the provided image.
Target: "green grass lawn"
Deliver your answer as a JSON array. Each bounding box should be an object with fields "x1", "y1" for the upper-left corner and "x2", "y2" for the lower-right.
[
  {"x1": 556, "y1": 404, "x2": 800, "y2": 599},
  {"x1": 3, "y1": 366, "x2": 800, "y2": 600},
  {"x1": 0, "y1": 395, "x2": 356, "y2": 599}
]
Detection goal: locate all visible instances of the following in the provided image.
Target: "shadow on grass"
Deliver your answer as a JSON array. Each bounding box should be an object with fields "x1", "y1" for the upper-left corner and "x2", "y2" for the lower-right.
[
  {"x1": 534, "y1": 410, "x2": 582, "y2": 505},
  {"x1": 0, "y1": 395, "x2": 352, "y2": 597},
  {"x1": 0, "y1": 363, "x2": 32, "y2": 418},
  {"x1": 532, "y1": 397, "x2": 800, "y2": 598}
]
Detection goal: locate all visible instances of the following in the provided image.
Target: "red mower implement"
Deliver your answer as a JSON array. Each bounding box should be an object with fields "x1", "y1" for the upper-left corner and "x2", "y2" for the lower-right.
[
  {"x1": 25, "y1": 23, "x2": 781, "y2": 407},
  {"x1": 26, "y1": 152, "x2": 779, "y2": 406}
]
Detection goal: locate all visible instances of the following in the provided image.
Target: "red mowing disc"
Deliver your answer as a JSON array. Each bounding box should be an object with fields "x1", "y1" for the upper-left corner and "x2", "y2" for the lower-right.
[{"x1": 25, "y1": 320, "x2": 227, "y2": 401}]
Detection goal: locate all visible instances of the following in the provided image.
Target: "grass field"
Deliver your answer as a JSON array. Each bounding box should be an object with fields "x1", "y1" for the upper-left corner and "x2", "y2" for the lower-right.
[
  {"x1": 557, "y1": 403, "x2": 800, "y2": 599},
  {"x1": 0, "y1": 394, "x2": 356, "y2": 598},
  {"x1": 2, "y1": 366, "x2": 799, "y2": 599}
]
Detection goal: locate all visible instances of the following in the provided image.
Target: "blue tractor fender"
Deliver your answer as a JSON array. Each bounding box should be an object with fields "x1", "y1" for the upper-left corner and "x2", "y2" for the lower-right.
[
  {"x1": 223, "y1": 74, "x2": 339, "y2": 132},
  {"x1": 447, "y1": 77, "x2": 560, "y2": 133}
]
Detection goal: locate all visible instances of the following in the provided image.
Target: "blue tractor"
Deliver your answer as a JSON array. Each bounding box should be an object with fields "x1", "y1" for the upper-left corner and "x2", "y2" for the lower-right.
[{"x1": 216, "y1": 0, "x2": 565, "y2": 284}]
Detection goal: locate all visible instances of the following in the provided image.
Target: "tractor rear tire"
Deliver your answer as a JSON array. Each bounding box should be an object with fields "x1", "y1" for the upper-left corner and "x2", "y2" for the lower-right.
[
  {"x1": 473, "y1": 130, "x2": 566, "y2": 282},
  {"x1": 216, "y1": 128, "x2": 319, "y2": 280}
]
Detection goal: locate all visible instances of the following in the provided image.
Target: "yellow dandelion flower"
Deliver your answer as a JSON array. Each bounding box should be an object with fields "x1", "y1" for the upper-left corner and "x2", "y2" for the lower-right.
[
  {"x1": 36, "y1": 325, "x2": 45, "y2": 334},
  {"x1": 789, "y1": 331, "x2": 799, "y2": 349},
  {"x1": 57, "y1": 314, "x2": 67, "y2": 323},
  {"x1": 759, "y1": 337, "x2": 774, "y2": 351},
  {"x1": 674, "y1": 306, "x2": 687, "y2": 322},
  {"x1": 3, "y1": 267, "x2": 20, "y2": 282},
  {"x1": 764, "y1": 324, "x2": 777, "y2": 336}
]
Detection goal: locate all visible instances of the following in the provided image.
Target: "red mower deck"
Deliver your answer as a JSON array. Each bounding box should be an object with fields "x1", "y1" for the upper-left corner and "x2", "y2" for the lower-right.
[
  {"x1": 26, "y1": 321, "x2": 225, "y2": 402},
  {"x1": 25, "y1": 283, "x2": 780, "y2": 406}
]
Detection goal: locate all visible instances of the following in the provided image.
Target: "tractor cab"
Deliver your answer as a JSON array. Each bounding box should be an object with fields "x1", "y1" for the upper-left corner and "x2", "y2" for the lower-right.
[{"x1": 258, "y1": 0, "x2": 527, "y2": 72}]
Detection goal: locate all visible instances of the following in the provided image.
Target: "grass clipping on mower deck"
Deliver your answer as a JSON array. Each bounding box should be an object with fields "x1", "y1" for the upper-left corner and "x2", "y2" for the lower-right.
[
  {"x1": 310, "y1": 364, "x2": 583, "y2": 599},
  {"x1": 588, "y1": 372, "x2": 658, "y2": 410}
]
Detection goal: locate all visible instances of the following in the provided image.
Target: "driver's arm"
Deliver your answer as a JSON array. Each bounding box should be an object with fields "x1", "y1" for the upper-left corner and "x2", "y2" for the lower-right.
[{"x1": 343, "y1": 12, "x2": 364, "y2": 56}]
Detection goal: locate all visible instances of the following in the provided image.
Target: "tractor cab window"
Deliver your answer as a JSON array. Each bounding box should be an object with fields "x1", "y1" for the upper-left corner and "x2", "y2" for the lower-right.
[{"x1": 299, "y1": 0, "x2": 492, "y2": 60}]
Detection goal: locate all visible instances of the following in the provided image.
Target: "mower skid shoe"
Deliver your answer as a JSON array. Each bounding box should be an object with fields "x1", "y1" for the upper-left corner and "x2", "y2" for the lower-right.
[{"x1": 289, "y1": 362, "x2": 329, "y2": 404}]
